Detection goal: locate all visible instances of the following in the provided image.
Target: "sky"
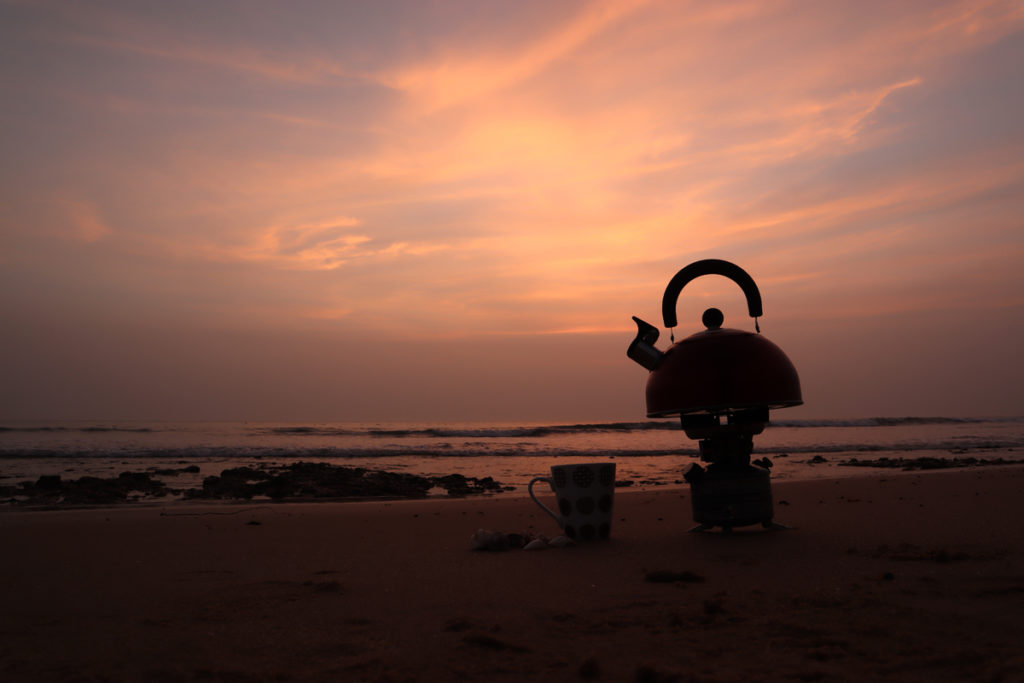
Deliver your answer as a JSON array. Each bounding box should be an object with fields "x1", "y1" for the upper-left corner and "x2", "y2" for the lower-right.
[{"x1": 1, "y1": 0, "x2": 1023, "y2": 423}]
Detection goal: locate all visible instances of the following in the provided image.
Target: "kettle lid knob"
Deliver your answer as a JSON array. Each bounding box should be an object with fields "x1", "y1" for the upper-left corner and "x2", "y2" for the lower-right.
[{"x1": 702, "y1": 308, "x2": 724, "y2": 330}]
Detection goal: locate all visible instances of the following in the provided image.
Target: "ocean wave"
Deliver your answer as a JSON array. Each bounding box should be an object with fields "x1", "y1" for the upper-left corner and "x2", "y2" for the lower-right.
[
  {"x1": 256, "y1": 426, "x2": 362, "y2": 436},
  {"x1": 254, "y1": 421, "x2": 679, "y2": 439},
  {"x1": 0, "y1": 425, "x2": 155, "y2": 433},
  {"x1": 769, "y1": 416, "x2": 1010, "y2": 428},
  {"x1": 251, "y1": 416, "x2": 1020, "y2": 439},
  {"x1": 0, "y1": 446, "x2": 695, "y2": 460}
]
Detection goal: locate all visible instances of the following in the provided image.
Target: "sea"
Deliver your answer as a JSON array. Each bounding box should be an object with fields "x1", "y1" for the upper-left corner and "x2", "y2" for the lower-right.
[{"x1": 2, "y1": 416, "x2": 1023, "y2": 503}]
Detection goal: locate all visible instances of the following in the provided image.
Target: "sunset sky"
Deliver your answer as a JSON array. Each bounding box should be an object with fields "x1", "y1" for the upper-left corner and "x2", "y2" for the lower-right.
[{"x1": 2, "y1": 0, "x2": 1023, "y2": 422}]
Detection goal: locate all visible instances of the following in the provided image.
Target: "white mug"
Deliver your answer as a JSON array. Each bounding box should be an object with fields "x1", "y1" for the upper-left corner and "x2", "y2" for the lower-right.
[{"x1": 528, "y1": 463, "x2": 616, "y2": 541}]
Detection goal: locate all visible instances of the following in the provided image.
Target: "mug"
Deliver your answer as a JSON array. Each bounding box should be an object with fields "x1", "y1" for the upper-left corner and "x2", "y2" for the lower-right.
[{"x1": 528, "y1": 463, "x2": 616, "y2": 541}]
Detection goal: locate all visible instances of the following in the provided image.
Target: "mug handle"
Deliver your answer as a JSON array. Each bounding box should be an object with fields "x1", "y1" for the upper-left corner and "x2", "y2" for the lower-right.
[{"x1": 528, "y1": 477, "x2": 562, "y2": 527}]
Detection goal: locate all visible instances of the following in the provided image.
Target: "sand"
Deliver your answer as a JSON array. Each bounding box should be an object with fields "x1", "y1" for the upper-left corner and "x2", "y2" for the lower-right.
[{"x1": 2, "y1": 466, "x2": 1023, "y2": 682}]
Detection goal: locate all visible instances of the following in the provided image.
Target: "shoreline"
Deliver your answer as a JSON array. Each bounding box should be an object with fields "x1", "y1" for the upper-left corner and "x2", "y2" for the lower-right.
[{"x1": 3, "y1": 466, "x2": 1024, "y2": 680}]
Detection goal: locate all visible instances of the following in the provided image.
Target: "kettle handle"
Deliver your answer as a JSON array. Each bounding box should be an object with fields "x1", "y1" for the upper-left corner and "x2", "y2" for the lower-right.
[{"x1": 662, "y1": 259, "x2": 763, "y2": 328}]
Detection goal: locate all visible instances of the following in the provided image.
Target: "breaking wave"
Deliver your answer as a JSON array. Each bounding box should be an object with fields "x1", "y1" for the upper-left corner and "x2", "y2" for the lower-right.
[{"x1": 255, "y1": 416, "x2": 1018, "y2": 439}]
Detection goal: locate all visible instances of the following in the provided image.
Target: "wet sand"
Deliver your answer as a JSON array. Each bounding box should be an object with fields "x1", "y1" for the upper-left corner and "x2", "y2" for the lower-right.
[{"x1": 2, "y1": 466, "x2": 1023, "y2": 681}]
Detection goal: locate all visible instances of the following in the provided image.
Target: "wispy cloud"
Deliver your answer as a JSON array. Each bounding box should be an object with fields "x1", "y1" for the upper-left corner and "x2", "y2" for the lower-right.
[
  {"x1": 381, "y1": 0, "x2": 650, "y2": 113},
  {"x1": 162, "y1": 215, "x2": 461, "y2": 272},
  {"x1": 38, "y1": 6, "x2": 373, "y2": 88},
  {"x1": 61, "y1": 200, "x2": 114, "y2": 243}
]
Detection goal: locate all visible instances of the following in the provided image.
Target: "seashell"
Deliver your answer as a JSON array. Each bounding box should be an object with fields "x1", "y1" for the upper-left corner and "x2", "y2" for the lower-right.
[
  {"x1": 522, "y1": 539, "x2": 547, "y2": 551},
  {"x1": 548, "y1": 535, "x2": 574, "y2": 547}
]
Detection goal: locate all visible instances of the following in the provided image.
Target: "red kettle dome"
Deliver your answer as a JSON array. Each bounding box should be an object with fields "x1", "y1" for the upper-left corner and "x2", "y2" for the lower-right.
[{"x1": 627, "y1": 259, "x2": 802, "y2": 418}]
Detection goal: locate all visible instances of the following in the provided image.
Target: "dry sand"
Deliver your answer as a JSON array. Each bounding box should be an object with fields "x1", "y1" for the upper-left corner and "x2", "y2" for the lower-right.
[{"x1": 2, "y1": 466, "x2": 1023, "y2": 682}]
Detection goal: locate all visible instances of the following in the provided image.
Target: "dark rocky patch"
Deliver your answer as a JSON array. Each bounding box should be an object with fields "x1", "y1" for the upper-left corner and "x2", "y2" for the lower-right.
[
  {"x1": 839, "y1": 456, "x2": 1019, "y2": 470},
  {"x1": 151, "y1": 465, "x2": 201, "y2": 476},
  {"x1": 431, "y1": 473, "x2": 505, "y2": 497},
  {"x1": 5, "y1": 472, "x2": 171, "y2": 505},
  {"x1": 4, "y1": 462, "x2": 509, "y2": 507},
  {"x1": 185, "y1": 461, "x2": 506, "y2": 501}
]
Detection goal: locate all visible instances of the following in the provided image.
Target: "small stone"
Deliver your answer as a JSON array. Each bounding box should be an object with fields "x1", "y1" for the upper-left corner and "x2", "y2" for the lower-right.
[{"x1": 578, "y1": 656, "x2": 601, "y2": 679}]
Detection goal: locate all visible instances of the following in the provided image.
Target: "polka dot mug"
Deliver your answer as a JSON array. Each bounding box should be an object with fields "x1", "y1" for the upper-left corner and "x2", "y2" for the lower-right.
[{"x1": 528, "y1": 463, "x2": 616, "y2": 541}]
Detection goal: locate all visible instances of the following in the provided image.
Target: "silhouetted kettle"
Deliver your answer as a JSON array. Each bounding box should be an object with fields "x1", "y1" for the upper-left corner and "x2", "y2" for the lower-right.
[{"x1": 627, "y1": 259, "x2": 802, "y2": 418}]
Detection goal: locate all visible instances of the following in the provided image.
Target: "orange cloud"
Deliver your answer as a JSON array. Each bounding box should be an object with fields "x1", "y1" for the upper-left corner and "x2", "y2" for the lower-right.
[
  {"x1": 203, "y1": 220, "x2": 368, "y2": 270},
  {"x1": 61, "y1": 200, "x2": 113, "y2": 243},
  {"x1": 149, "y1": 214, "x2": 465, "y2": 273},
  {"x1": 381, "y1": 0, "x2": 650, "y2": 113}
]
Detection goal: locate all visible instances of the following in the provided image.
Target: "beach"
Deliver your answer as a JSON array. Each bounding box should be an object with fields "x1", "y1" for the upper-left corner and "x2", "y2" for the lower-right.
[{"x1": 2, "y1": 466, "x2": 1023, "y2": 682}]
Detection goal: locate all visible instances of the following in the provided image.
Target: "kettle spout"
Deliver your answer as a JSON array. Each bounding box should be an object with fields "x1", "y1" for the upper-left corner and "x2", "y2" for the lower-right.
[{"x1": 627, "y1": 316, "x2": 664, "y2": 370}]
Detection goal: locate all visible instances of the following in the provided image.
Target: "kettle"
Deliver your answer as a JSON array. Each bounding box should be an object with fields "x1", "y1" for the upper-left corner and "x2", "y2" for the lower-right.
[{"x1": 628, "y1": 259, "x2": 802, "y2": 418}]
